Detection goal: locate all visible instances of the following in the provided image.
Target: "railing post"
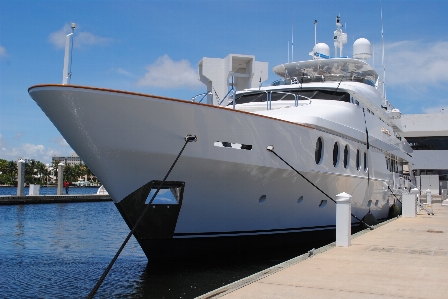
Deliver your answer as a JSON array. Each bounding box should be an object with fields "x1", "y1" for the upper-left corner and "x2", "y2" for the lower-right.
[
  {"x1": 335, "y1": 192, "x2": 352, "y2": 247},
  {"x1": 57, "y1": 163, "x2": 65, "y2": 195},
  {"x1": 17, "y1": 159, "x2": 25, "y2": 196}
]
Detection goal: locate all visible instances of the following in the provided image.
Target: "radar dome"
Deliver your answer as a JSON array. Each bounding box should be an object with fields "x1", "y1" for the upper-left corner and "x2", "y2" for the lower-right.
[
  {"x1": 353, "y1": 38, "x2": 371, "y2": 60},
  {"x1": 311, "y1": 43, "x2": 330, "y2": 59}
]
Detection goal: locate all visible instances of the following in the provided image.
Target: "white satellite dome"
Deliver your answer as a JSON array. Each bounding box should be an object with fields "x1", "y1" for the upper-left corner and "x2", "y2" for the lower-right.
[
  {"x1": 311, "y1": 43, "x2": 330, "y2": 59},
  {"x1": 353, "y1": 38, "x2": 372, "y2": 60}
]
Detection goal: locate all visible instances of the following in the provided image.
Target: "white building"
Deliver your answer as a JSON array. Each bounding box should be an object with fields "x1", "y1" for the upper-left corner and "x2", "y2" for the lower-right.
[
  {"x1": 52, "y1": 153, "x2": 84, "y2": 166},
  {"x1": 400, "y1": 112, "x2": 448, "y2": 194}
]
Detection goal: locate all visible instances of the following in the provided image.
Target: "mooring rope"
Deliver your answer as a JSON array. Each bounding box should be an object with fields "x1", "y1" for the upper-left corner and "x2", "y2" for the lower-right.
[
  {"x1": 87, "y1": 134, "x2": 197, "y2": 299},
  {"x1": 387, "y1": 184, "x2": 402, "y2": 204},
  {"x1": 266, "y1": 146, "x2": 374, "y2": 230}
]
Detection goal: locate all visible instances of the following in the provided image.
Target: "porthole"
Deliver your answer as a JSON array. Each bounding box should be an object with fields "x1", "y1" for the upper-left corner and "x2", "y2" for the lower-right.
[
  {"x1": 319, "y1": 200, "x2": 327, "y2": 208},
  {"x1": 297, "y1": 196, "x2": 303, "y2": 204},
  {"x1": 315, "y1": 137, "x2": 323, "y2": 164},
  {"x1": 356, "y1": 149, "x2": 361, "y2": 170},
  {"x1": 333, "y1": 142, "x2": 339, "y2": 167},
  {"x1": 259, "y1": 195, "x2": 266, "y2": 204},
  {"x1": 364, "y1": 151, "x2": 368, "y2": 171},
  {"x1": 343, "y1": 145, "x2": 349, "y2": 169}
]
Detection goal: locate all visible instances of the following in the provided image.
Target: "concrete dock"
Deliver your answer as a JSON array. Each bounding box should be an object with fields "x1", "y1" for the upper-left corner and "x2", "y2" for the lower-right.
[
  {"x1": 198, "y1": 205, "x2": 448, "y2": 299},
  {"x1": 0, "y1": 194, "x2": 111, "y2": 205}
]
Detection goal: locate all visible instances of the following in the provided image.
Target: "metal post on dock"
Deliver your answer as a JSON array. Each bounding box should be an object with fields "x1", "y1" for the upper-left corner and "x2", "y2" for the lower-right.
[
  {"x1": 411, "y1": 188, "x2": 419, "y2": 214},
  {"x1": 57, "y1": 162, "x2": 64, "y2": 195},
  {"x1": 442, "y1": 189, "x2": 448, "y2": 206},
  {"x1": 17, "y1": 159, "x2": 25, "y2": 196},
  {"x1": 426, "y1": 189, "x2": 432, "y2": 206},
  {"x1": 335, "y1": 192, "x2": 352, "y2": 247}
]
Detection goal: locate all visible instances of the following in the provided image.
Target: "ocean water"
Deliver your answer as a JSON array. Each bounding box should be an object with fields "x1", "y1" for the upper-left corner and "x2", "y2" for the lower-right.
[
  {"x1": 0, "y1": 188, "x2": 327, "y2": 298},
  {"x1": 0, "y1": 186, "x2": 99, "y2": 196}
]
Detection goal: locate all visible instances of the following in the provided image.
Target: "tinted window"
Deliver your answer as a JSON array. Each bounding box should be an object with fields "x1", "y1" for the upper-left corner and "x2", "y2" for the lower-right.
[
  {"x1": 406, "y1": 136, "x2": 448, "y2": 150},
  {"x1": 315, "y1": 137, "x2": 323, "y2": 164},
  {"x1": 364, "y1": 151, "x2": 368, "y2": 171},
  {"x1": 356, "y1": 149, "x2": 360, "y2": 170},
  {"x1": 333, "y1": 142, "x2": 339, "y2": 167},
  {"x1": 231, "y1": 89, "x2": 351, "y2": 105},
  {"x1": 343, "y1": 145, "x2": 349, "y2": 169}
]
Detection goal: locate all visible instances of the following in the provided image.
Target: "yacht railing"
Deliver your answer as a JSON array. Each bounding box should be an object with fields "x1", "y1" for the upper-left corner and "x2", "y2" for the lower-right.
[
  {"x1": 218, "y1": 88, "x2": 236, "y2": 106},
  {"x1": 191, "y1": 92, "x2": 212, "y2": 103},
  {"x1": 266, "y1": 91, "x2": 312, "y2": 110}
]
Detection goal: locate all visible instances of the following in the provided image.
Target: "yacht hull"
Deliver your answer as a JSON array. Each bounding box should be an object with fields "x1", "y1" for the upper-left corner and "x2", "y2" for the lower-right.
[{"x1": 29, "y1": 85, "x2": 393, "y2": 260}]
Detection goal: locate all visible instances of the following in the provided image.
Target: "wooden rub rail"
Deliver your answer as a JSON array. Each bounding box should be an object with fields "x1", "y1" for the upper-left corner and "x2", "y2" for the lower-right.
[{"x1": 0, "y1": 195, "x2": 112, "y2": 205}]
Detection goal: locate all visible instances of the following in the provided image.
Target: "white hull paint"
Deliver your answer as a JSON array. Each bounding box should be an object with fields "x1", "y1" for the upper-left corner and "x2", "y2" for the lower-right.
[{"x1": 30, "y1": 85, "x2": 393, "y2": 234}]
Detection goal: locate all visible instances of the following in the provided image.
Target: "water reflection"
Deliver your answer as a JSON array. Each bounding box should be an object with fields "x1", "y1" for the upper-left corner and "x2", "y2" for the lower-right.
[{"x1": 1, "y1": 201, "x2": 337, "y2": 299}]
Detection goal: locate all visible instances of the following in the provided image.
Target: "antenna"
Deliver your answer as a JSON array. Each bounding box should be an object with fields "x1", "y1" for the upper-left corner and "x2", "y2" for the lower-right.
[
  {"x1": 314, "y1": 20, "x2": 318, "y2": 45},
  {"x1": 288, "y1": 41, "x2": 290, "y2": 63},
  {"x1": 68, "y1": 23, "x2": 75, "y2": 84},
  {"x1": 380, "y1": 0, "x2": 386, "y2": 98},
  {"x1": 62, "y1": 22, "x2": 76, "y2": 84},
  {"x1": 333, "y1": 15, "x2": 347, "y2": 57},
  {"x1": 291, "y1": 12, "x2": 294, "y2": 62}
]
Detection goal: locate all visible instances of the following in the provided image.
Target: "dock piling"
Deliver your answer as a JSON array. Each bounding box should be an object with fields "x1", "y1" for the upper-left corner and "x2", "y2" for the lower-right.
[
  {"x1": 402, "y1": 192, "x2": 416, "y2": 218},
  {"x1": 426, "y1": 189, "x2": 432, "y2": 205},
  {"x1": 17, "y1": 159, "x2": 25, "y2": 196},
  {"x1": 442, "y1": 189, "x2": 447, "y2": 206},
  {"x1": 335, "y1": 192, "x2": 352, "y2": 247},
  {"x1": 57, "y1": 163, "x2": 64, "y2": 195}
]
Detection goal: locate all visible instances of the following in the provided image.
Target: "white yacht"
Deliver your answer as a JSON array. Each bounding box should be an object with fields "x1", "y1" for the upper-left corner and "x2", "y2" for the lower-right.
[{"x1": 28, "y1": 18, "x2": 412, "y2": 260}]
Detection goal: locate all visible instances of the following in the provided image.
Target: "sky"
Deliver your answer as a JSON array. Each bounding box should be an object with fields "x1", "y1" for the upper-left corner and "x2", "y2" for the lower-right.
[{"x1": 1, "y1": 0, "x2": 447, "y2": 164}]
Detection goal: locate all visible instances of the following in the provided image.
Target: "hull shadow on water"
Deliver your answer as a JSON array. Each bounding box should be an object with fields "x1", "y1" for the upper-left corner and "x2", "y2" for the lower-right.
[{"x1": 0, "y1": 198, "x2": 367, "y2": 299}]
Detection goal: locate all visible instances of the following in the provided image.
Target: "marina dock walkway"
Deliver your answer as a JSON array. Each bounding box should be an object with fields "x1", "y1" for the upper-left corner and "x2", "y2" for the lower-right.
[{"x1": 198, "y1": 205, "x2": 448, "y2": 299}]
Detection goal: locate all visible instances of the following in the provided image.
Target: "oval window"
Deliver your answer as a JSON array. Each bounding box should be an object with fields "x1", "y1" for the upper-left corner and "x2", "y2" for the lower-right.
[
  {"x1": 364, "y1": 151, "x2": 368, "y2": 171},
  {"x1": 333, "y1": 142, "x2": 339, "y2": 167},
  {"x1": 343, "y1": 145, "x2": 349, "y2": 169},
  {"x1": 315, "y1": 137, "x2": 323, "y2": 164},
  {"x1": 356, "y1": 149, "x2": 361, "y2": 170}
]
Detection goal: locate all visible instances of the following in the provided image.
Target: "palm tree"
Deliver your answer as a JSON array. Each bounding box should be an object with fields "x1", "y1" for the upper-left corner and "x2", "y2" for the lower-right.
[
  {"x1": 63, "y1": 164, "x2": 78, "y2": 184},
  {"x1": 36, "y1": 161, "x2": 49, "y2": 185},
  {"x1": 25, "y1": 159, "x2": 38, "y2": 184},
  {"x1": 7, "y1": 160, "x2": 18, "y2": 185}
]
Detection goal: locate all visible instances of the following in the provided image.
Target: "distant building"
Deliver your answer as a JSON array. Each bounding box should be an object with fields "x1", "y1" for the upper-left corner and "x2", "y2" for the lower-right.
[
  {"x1": 400, "y1": 112, "x2": 448, "y2": 194},
  {"x1": 52, "y1": 153, "x2": 84, "y2": 166}
]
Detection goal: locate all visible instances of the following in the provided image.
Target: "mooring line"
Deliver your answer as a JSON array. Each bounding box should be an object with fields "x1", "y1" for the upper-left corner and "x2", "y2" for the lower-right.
[
  {"x1": 87, "y1": 134, "x2": 197, "y2": 299},
  {"x1": 266, "y1": 145, "x2": 374, "y2": 230},
  {"x1": 387, "y1": 185, "x2": 402, "y2": 204}
]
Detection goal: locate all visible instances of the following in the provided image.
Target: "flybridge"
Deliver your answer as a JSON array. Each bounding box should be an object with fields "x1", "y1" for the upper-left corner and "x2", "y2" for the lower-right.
[
  {"x1": 272, "y1": 16, "x2": 377, "y2": 88},
  {"x1": 271, "y1": 58, "x2": 379, "y2": 87}
]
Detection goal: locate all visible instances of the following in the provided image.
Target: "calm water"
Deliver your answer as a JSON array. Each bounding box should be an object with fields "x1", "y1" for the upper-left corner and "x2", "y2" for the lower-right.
[
  {"x1": 0, "y1": 187, "x2": 327, "y2": 298},
  {"x1": 0, "y1": 186, "x2": 100, "y2": 196}
]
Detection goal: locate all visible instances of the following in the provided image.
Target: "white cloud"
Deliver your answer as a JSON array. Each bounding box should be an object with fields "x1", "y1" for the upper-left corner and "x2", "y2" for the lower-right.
[
  {"x1": 116, "y1": 68, "x2": 136, "y2": 78},
  {"x1": 137, "y1": 55, "x2": 201, "y2": 89},
  {"x1": 48, "y1": 24, "x2": 113, "y2": 49},
  {"x1": 385, "y1": 41, "x2": 448, "y2": 87},
  {"x1": 423, "y1": 106, "x2": 448, "y2": 114},
  {"x1": 1, "y1": 143, "x2": 72, "y2": 164},
  {"x1": 0, "y1": 45, "x2": 6, "y2": 57}
]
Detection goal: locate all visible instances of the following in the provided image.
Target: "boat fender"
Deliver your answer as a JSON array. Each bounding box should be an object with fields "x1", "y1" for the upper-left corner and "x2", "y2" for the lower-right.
[
  {"x1": 388, "y1": 204, "x2": 401, "y2": 219},
  {"x1": 360, "y1": 212, "x2": 378, "y2": 229}
]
